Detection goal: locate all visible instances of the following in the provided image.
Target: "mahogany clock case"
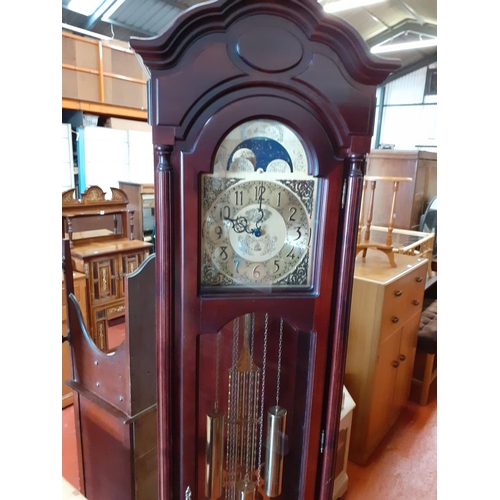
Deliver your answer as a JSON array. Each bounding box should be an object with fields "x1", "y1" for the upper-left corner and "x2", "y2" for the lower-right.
[
  {"x1": 130, "y1": 1, "x2": 399, "y2": 499},
  {"x1": 165, "y1": 96, "x2": 346, "y2": 500}
]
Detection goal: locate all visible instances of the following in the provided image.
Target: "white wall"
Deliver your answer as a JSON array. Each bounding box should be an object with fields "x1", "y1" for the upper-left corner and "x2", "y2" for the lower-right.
[
  {"x1": 79, "y1": 126, "x2": 154, "y2": 197},
  {"x1": 128, "y1": 130, "x2": 155, "y2": 184},
  {"x1": 61, "y1": 123, "x2": 75, "y2": 191}
]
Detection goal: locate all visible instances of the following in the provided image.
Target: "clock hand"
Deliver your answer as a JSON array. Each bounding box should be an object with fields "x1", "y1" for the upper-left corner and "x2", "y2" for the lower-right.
[
  {"x1": 253, "y1": 182, "x2": 264, "y2": 237},
  {"x1": 225, "y1": 182, "x2": 265, "y2": 237},
  {"x1": 225, "y1": 214, "x2": 253, "y2": 234}
]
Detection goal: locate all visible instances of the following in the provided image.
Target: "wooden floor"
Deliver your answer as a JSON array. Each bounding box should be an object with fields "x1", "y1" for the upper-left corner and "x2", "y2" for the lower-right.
[{"x1": 62, "y1": 382, "x2": 436, "y2": 499}]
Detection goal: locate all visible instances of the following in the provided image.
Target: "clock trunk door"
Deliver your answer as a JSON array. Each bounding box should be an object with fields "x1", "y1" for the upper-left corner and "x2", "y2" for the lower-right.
[{"x1": 197, "y1": 313, "x2": 313, "y2": 499}]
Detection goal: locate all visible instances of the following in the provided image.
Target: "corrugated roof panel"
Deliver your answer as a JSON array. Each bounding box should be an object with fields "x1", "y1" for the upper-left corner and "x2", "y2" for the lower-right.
[
  {"x1": 146, "y1": 5, "x2": 183, "y2": 34},
  {"x1": 335, "y1": 9, "x2": 389, "y2": 40},
  {"x1": 366, "y1": 3, "x2": 410, "y2": 28},
  {"x1": 109, "y1": 0, "x2": 182, "y2": 35},
  {"x1": 401, "y1": 0, "x2": 437, "y2": 24}
]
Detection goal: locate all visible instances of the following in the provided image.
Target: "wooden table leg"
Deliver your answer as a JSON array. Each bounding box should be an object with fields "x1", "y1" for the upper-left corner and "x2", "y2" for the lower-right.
[{"x1": 385, "y1": 180, "x2": 400, "y2": 248}]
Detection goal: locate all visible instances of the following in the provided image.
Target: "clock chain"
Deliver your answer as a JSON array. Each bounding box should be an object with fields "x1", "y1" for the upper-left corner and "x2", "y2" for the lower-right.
[
  {"x1": 256, "y1": 313, "x2": 268, "y2": 496},
  {"x1": 237, "y1": 314, "x2": 257, "y2": 499},
  {"x1": 225, "y1": 317, "x2": 240, "y2": 500}
]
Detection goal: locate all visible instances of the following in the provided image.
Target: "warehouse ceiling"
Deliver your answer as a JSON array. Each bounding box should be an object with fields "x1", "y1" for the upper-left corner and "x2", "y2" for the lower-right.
[{"x1": 62, "y1": 0, "x2": 437, "y2": 82}]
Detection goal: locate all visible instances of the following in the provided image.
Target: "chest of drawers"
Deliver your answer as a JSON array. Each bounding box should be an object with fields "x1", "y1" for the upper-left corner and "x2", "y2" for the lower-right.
[{"x1": 344, "y1": 251, "x2": 427, "y2": 465}]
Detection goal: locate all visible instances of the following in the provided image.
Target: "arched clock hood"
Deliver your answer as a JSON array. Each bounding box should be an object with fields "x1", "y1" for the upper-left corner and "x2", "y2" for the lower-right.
[{"x1": 130, "y1": 0, "x2": 400, "y2": 157}]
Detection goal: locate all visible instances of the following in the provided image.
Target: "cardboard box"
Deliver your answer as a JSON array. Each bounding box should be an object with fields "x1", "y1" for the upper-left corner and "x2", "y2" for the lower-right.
[{"x1": 105, "y1": 117, "x2": 151, "y2": 132}]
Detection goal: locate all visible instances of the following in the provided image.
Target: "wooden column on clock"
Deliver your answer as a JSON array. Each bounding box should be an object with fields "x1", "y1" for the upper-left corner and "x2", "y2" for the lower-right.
[{"x1": 130, "y1": 1, "x2": 400, "y2": 499}]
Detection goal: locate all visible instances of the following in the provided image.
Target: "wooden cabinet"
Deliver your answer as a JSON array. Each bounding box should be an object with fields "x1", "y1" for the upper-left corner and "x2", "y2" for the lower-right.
[
  {"x1": 344, "y1": 251, "x2": 427, "y2": 465},
  {"x1": 62, "y1": 271, "x2": 87, "y2": 408},
  {"x1": 118, "y1": 181, "x2": 154, "y2": 242},
  {"x1": 364, "y1": 150, "x2": 437, "y2": 230},
  {"x1": 71, "y1": 240, "x2": 151, "y2": 351},
  {"x1": 63, "y1": 186, "x2": 152, "y2": 352}
]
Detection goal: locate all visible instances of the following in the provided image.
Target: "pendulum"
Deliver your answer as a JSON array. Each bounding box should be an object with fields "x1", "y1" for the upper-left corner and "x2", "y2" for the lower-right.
[
  {"x1": 236, "y1": 314, "x2": 257, "y2": 500},
  {"x1": 264, "y1": 318, "x2": 287, "y2": 498},
  {"x1": 223, "y1": 313, "x2": 260, "y2": 499}
]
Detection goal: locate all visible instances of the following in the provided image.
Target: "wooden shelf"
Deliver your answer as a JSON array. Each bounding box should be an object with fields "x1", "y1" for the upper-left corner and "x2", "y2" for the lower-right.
[
  {"x1": 62, "y1": 31, "x2": 148, "y2": 120},
  {"x1": 62, "y1": 97, "x2": 147, "y2": 121}
]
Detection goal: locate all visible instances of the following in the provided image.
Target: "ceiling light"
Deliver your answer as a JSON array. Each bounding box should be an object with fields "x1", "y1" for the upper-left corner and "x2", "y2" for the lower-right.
[
  {"x1": 323, "y1": 0, "x2": 387, "y2": 14},
  {"x1": 66, "y1": 0, "x2": 104, "y2": 17},
  {"x1": 371, "y1": 37, "x2": 437, "y2": 54},
  {"x1": 62, "y1": 23, "x2": 111, "y2": 41}
]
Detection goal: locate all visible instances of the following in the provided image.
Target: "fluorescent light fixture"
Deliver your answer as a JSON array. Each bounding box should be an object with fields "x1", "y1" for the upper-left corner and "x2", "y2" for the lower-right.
[
  {"x1": 371, "y1": 38, "x2": 437, "y2": 54},
  {"x1": 323, "y1": 0, "x2": 387, "y2": 14},
  {"x1": 67, "y1": 0, "x2": 104, "y2": 16},
  {"x1": 62, "y1": 22, "x2": 112, "y2": 41}
]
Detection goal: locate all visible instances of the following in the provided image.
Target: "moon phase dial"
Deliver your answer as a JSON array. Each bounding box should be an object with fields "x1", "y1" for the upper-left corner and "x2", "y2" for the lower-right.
[{"x1": 201, "y1": 178, "x2": 317, "y2": 287}]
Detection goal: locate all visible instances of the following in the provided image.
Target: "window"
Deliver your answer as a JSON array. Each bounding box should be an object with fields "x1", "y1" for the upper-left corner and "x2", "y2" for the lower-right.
[{"x1": 425, "y1": 68, "x2": 437, "y2": 96}]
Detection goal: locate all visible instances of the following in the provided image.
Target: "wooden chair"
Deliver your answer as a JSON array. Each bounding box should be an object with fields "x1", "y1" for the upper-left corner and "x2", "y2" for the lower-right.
[{"x1": 356, "y1": 175, "x2": 413, "y2": 267}]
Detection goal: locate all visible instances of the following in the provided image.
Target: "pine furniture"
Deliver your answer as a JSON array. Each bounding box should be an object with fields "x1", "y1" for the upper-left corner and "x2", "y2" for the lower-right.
[{"x1": 344, "y1": 251, "x2": 427, "y2": 465}]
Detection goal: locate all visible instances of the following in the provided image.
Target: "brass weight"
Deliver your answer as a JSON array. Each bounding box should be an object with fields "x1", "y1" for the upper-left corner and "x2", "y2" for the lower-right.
[
  {"x1": 263, "y1": 406, "x2": 287, "y2": 497},
  {"x1": 205, "y1": 411, "x2": 225, "y2": 499}
]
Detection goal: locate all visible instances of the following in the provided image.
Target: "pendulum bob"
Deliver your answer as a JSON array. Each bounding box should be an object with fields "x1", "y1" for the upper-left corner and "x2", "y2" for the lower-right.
[
  {"x1": 205, "y1": 411, "x2": 225, "y2": 500},
  {"x1": 236, "y1": 477, "x2": 256, "y2": 500},
  {"x1": 264, "y1": 406, "x2": 287, "y2": 498}
]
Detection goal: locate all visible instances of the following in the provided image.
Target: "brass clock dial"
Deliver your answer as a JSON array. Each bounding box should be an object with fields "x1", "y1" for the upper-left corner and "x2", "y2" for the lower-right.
[
  {"x1": 201, "y1": 119, "x2": 319, "y2": 289},
  {"x1": 201, "y1": 176, "x2": 318, "y2": 287}
]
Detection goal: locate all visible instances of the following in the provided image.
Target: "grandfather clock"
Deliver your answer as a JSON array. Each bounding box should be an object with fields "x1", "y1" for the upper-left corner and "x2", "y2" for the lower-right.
[{"x1": 130, "y1": 1, "x2": 399, "y2": 499}]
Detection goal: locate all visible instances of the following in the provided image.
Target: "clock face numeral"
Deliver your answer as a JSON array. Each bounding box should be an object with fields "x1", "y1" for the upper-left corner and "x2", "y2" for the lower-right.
[
  {"x1": 219, "y1": 206, "x2": 231, "y2": 221},
  {"x1": 201, "y1": 177, "x2": 317, "y2": 287}
]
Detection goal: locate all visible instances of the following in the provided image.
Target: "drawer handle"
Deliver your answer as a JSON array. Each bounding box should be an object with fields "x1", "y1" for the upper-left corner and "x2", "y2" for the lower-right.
[
  {"x1": 399, "y1": 354, "x2": 406, "y2": 361},
  {"x1": 392, "y1": 360, "x2": 400, "y2": 368},
  {"x1": 415, "y1": 276, "x2": 423, "y2": 283},
  {"x1": 412, "y1": 300, "x2": 420, "y2": 306},
  {"x1": 391, "y1": 316, "x2": 400, "y2": 323},
  {"x1": 394, "y1": 290, "x2": 403, "y2": 297}
]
